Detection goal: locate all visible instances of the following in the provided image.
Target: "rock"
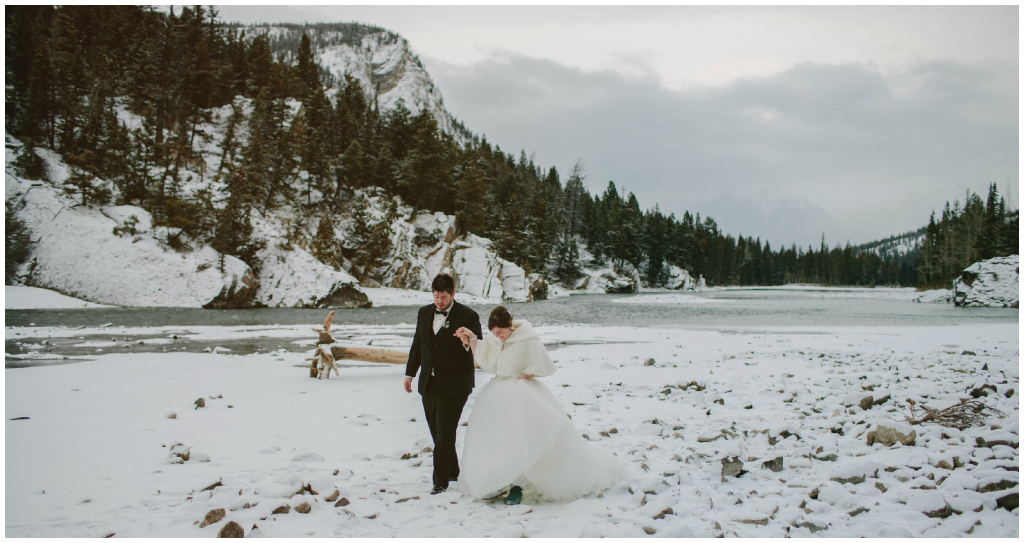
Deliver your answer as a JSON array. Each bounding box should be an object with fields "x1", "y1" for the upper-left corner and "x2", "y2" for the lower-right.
[
  {"x1": 762, "y1": 457, "x2": 784, "y2": 472},
  {"x1": 874, "y1": 482, "x2": 887, "y2": 493},
  {"x1": 923, "y1": 503, "x2": 954, "y2": 519},
  {"x1": 808, "y1": 488, "x2": 819, "y2": 500},
  {"x1": 652, "y1": 507, "x2": 674, "y2": 520},
  {"x1": 217, "y1": 521, "x2": 244, "y2": 538},
  {"x1": 202, "y1": 481, "x2": 223, "y2": 491},
  {"x1": 849, "y1": 507, "x2": 870, "y2": 517},
  {"x1": 952, "y1": 255, "x2": 1019, "y2": 307},
  {"x1": 865, "y1": 425, "x2": 916, "y2": 446},
  {"x1": 721, "y1": 457, "x2": 745, "y2": 479},
  {"x1": 859, "y1": 396, "x2": 874, "y2": 411},
  {"x1": 935, "y1": 460, "x2": 954, "y2": 470},
  {"x1": 272, "y1": 504, "x2": 290, "y2": 514},
  {"x1": 737, "y1": 517, "x2": 768, "y2": 526},
  {"x1": 324, "y1": 490, "x2": 340, "y2": 502},
  {"x1": 962, "y1": 350, "x2": 976, "y2": 356},
  {"x1": 1006, "y1": 389, "x2": 1015, "y2": 398},
  {"x1": 319, "y1": 283, "x2": 372, "y2": 309},
  {"x1": 295, "y1": 502, "x2": 312, "y2": 514},
  {"x1": 643, "y1": 527, "x2": 656, "y2": 535},
  {"x1": 796, "y1": 521, "x2": 827, "y2": 533},
  {"x1": 831, "y1": 473, "x2": 866, "y2": 485},
  {"x1": 979, "y1": 479, "x2": 1017, "y2": 493},
  {"x1": 200, "y1": 508, "x2": 226, "y2": 528},
  {"x1": 203, "y1": 267, "x2": 259, "y2": 309},
  {"x1": 194, "y1": 398, "x2": 205, "y2": 409},
  {"x1": 335, "y1": 497, "x2": 350, "y2": 507},
  {"x1": 359, "y1": 276, "x2": 382, "y2": 288},
  {"x1": 644, "y1": 358, "x2": 655, "y2": 366},
  {"x1": 873, "y1": 394, "x2": 890, "y2": 406},
  {"x1": 996, "y1": 493, "x2": 1018, "y2": 511},
  {"x1": 167, "y1": 413, "x2": 177, "y2": 419}
]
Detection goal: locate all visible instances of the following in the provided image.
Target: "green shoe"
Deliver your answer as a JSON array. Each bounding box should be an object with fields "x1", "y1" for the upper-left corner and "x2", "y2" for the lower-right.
[{"x1": 504, "y1": 485, "x2": 523, "y2": 505}]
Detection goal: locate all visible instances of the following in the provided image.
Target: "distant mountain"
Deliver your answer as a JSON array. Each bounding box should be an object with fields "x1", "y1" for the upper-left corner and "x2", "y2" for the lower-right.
[
  {"x1": 242, "y1": 22, "x2": 472, "y2": 143},
  {"x1": 850, "y1": 227, "x2": 926, "y2": 262}
]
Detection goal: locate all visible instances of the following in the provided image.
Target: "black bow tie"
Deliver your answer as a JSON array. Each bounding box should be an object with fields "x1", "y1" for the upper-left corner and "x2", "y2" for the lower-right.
[{"x1": 434, "y1": 308, "x2": 449, "y2": 316}]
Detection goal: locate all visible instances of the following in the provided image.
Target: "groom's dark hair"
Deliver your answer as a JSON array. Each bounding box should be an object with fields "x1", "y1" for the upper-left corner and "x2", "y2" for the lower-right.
[{"x1": 431, "y1": 273, "x2": 455, "y2": 294}]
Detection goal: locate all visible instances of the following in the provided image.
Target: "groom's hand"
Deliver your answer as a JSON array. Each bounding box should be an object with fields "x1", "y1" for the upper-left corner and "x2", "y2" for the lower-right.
[{"x1": 404, "y1": 376, "x2": 413, "y2": 393}]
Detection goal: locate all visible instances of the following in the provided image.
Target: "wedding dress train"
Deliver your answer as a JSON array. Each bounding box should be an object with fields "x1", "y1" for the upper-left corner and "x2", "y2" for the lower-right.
[{"x1": 461, "y1": 321, "x2": 625, "y2": 501}]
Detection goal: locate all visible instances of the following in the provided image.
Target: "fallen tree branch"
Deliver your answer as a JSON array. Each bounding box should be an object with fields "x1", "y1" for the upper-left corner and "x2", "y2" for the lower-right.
[{"x1": 903, "y1": 398, "x2": 1006, "y2": 430}]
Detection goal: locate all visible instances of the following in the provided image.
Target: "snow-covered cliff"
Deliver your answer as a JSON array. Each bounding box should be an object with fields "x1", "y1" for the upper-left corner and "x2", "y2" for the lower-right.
[
  {"x1": 952, "y1": 255, "x2": 1019, "y2": 308},
  {"x1": 257, "y1": 24, "x2": 463, "y2": 140}
]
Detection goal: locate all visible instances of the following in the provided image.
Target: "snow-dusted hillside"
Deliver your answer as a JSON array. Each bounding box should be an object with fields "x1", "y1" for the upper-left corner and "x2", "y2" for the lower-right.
[
  {"x1": 5, "y1": 144, "x2": 256, "y2": 309},
  {"x1": 852, "y1": 228, "x2": 925, "y2": 261},
  {"x1": 255, "y1": 24, "x2": 463, "y2": 141},
  {"x1": 952, "y1": 255, "x2": 1019, "y2": 308},
  {"x1": 5, "y1": 132, "x2": 556, "y2": 307}
]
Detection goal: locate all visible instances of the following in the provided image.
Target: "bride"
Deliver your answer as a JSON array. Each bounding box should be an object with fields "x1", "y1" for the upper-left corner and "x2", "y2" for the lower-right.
[{"x1": 454, "y1": 306, "x2": 625, "y2": 505}]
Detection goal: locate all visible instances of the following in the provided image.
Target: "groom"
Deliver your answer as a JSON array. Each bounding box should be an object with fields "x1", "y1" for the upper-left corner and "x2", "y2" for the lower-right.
[{"x1": 404, "y1": 273, "x2": 482, "y2": 495}]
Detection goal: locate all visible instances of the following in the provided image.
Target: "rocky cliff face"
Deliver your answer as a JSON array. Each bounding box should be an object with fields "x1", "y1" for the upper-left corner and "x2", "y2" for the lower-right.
[
  {"x1": 259, "y1": 24, "x2": 462, "y2": 140},
  {"x1": 352, "y1": 199, "x2": 547, "y2": 302},
  {"x1": 952, "y1": 255, "x2": 1019, "y2": 308}
]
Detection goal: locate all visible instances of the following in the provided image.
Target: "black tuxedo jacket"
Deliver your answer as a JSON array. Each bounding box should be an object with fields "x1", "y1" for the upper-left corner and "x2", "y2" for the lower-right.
[{"x1": 405, "y1": 301, "x2": 482, "y2": 398}]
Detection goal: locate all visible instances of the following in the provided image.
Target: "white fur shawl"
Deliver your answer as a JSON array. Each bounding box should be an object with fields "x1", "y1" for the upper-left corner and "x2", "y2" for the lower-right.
[{"x1": 475, "y1": 320, "x2": 556, "y2": 378}]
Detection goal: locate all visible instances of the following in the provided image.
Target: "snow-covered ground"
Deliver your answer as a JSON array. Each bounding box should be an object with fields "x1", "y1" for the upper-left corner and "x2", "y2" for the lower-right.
[
  {"x1": 6, "y1": 320, "x2": 1018, "y2": 537},
  {"x1": 5, "y1": 286, "x2": 114, "y2": 309}
]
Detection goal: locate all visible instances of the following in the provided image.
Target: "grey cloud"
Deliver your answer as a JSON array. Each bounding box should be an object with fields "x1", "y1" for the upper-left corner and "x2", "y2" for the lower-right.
[{"x1": 427, "y1": 53, "x2": 1017, "y2": 248}]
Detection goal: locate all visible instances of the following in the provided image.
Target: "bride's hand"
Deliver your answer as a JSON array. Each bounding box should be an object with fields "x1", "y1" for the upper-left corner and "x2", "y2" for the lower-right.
[{"x1": 454, "y1": 327, "x2": 475, "y2": 346}]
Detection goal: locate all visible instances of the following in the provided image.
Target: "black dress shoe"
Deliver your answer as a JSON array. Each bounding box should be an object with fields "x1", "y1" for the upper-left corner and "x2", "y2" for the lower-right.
[
  {"x1": 449, "y1": 476, "x2": 458, "y2": 482},
  {"x1": 430, "y1": 485, "x2": 446, "y2": 495}
]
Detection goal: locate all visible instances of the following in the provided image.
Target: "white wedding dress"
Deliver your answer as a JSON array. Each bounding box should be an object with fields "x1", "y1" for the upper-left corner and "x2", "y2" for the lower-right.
[{"x1": 461, "y1": 321, "x2": 626, "y2": 501}]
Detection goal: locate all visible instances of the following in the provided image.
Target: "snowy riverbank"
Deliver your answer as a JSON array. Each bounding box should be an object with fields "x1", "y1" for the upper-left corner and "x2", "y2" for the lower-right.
[{"x1": 5, "y1": 320, "x2": 1018, "y2": 537}]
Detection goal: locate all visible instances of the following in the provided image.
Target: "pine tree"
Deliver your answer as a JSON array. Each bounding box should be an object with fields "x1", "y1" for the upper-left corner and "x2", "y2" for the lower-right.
[
  {"x1": 5, "y1": 202, "x2": 32, "y2": 284},
  {"x1": 212, "y1": 167, "x2": 258, "y2": 270},
  {"x1": 311, "y1": 215, "x2": 342, "y2": 270}
]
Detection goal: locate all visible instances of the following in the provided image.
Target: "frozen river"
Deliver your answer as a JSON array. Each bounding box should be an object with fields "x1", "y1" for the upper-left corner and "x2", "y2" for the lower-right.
[{"x1": 5, "y1": 288, "x2": 1018, "y2": 363}]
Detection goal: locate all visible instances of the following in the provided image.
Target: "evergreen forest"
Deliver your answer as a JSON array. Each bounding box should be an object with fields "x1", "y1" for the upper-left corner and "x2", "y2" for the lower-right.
[{"x1": 5, "y1": 6, "x2": 1018, "y2": 289}]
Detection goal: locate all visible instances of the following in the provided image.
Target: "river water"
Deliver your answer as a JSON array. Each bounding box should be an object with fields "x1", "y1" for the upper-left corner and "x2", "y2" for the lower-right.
[{"x1": 5, "y1": 289, "x2": 1018, "y2": 363}]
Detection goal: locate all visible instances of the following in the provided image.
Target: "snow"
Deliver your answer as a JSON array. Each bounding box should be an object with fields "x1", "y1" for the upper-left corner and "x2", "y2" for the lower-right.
[
  {"x1": 6, "y1": 320, "x2": 1018, "y2": 537},
  {"x1": 252, "y1": 241, "x2": 361, "y2": 309},
  {"x1": 953, "y1": 255, "x2": 1019, "y2": 308},
  {"x1": 5, "y1": 170, "x2": 251, "y2": 308},
  {"x1": 5, "y1": 286, "x2": 115, "y2": 309}
]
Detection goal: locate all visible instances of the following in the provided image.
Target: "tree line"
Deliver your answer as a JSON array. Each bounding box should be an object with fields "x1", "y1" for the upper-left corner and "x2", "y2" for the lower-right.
[
  {"x1": 5, "y1": 6, "x2": 1017, "y2": 289},
  {"x1": 916, "y1": 184, "x2": 1019, "y2": 288}
]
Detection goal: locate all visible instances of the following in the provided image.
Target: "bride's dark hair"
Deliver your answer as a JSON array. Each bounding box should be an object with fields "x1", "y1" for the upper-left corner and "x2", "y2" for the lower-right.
[{"x1": 487, "y1": 305, "x2": 513, "y2": 330}]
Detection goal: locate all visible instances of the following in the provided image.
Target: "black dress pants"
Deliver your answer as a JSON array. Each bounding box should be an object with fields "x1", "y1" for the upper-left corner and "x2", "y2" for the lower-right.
[{"x1": 421, "y1": 377, "x2": 469, "y2": 489}]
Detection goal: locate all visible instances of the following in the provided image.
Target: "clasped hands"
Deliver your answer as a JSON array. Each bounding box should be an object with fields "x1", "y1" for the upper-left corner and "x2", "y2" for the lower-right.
[{"x1": 454, "y1": 326, "x2": 476, "y2": 346}]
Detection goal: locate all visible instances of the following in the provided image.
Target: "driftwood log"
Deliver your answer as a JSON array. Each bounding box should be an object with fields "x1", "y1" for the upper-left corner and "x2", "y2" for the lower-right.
[
  {"x1": 308, "y1": 310, "x2": 481, "y2": 374},
  {"x1": 331, "y1": 347, "x2": 408, "y2": 365},
  {"x1": 329, "y1": 346, "x2": 480, "y2": 369},
  {"x1": 310, "y1": 311, "x2": 336, "y2": 378}
]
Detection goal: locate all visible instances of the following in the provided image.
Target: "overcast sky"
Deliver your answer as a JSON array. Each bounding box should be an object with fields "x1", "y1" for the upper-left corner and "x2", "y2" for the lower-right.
[{"x1": 216, "y1": 5, "x2": 1018, "y2": 248}]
